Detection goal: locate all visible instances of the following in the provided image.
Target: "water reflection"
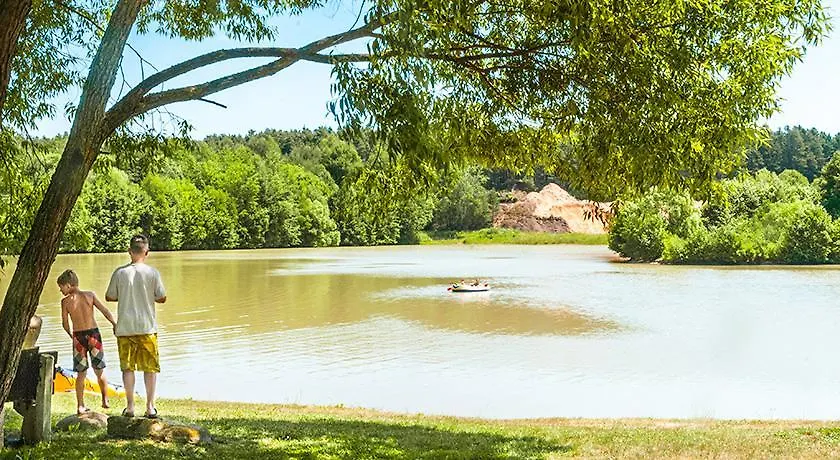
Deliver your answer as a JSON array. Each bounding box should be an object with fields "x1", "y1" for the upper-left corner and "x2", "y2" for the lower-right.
[{"x1": 4, "y1": 245, "x2": 840, "y2": 419}]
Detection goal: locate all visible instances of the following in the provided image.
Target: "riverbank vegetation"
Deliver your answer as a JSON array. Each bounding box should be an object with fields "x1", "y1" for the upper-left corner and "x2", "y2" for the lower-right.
[
  {"x1": 4, "y1": 393, "x2": 840, "y2": 459},
  {"x1": 3, "y1": 130, "x2": 514, "y2": 254},
  {"x1": 8, "y1": 125, "x2": 835, "y2": 257},
  {"x1": 5, "y1": 126, "x2": 840, "y2": 262},
  {"x1": 421, "y1": 229, "x2": 608, "y2": 245},
  {"x1": 609, "y1": 158, "x2": 840, "y2": 264}
]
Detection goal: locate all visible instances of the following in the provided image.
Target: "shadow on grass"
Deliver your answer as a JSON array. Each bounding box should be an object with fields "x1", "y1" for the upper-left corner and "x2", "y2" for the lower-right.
[
  {"x1": 204, "y1": 417, "x2": 572, "y2": 459},
  {"x1": 3, "y1": 416, "x2": 572, "y2": 460}
]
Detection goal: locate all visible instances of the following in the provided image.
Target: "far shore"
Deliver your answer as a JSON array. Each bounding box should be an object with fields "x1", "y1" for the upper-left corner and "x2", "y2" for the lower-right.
[
  {"x1": 0, "y1": 230, "x2": 610, "y2": 260},
  {"x1": 419, "y1": 229, "x2": 608, "y2": 245},
  {"x1": 3, "y1": 393, "x2": 839, "y2": 458}
]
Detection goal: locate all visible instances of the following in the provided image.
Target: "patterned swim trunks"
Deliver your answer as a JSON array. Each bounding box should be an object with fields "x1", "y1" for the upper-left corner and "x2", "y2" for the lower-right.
[{"x1": 73, "y1": 328, "x2": 105, "y2": 372}]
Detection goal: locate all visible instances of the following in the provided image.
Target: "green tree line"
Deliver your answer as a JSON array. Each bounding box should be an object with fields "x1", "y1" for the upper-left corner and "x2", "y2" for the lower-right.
[
  {"x1": 610, "y1": 150, "x2": 840, "y2": 264},
  {"x1": 2, "y1": 129, "x2": 499, "y2": 254},
  {"x1": 746, "y1": 126, "x2": 840, "y2": 180}
]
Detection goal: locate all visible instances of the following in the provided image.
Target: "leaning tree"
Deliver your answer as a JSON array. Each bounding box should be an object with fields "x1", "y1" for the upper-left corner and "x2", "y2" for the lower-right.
[
  {"x1": 0, "y1": 0, "x2": 829, "y2": 409},
  {"x1": 0, "y1": 0, "x2": 31, "y2": 121}
]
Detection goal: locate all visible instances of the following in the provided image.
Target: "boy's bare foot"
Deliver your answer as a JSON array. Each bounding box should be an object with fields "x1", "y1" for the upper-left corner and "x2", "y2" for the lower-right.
[
  {"x1": 102, "y1": 398, "x2": 110, "y2": 409},
  {"x1": 77, "y1": 406, "x2": 90, "y2": 415}
]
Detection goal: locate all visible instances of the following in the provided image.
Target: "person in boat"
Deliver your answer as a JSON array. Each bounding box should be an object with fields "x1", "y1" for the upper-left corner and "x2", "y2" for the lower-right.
[
  {"x1": 58, "y1": 269, "x2": 117, "y2": 414},
  {"x1": 106, "y1": 234, "x2": 167, "y2": 419}
]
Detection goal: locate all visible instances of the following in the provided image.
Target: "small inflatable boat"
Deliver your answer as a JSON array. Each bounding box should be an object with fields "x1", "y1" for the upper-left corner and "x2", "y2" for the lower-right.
[
  {"x1": 448, "y1": 283, "x2": 490, "y2": 293},
  {"x1": 53, "y1": 366, "x2": 126, "y2": 398}
]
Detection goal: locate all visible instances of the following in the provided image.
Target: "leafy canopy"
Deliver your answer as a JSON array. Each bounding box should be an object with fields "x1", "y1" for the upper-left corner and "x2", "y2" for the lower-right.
[
  {"x1": 335, "y1": 0, "x2": 828, "y2": 199},
  {"x1": 4, "y1": 0, "x2": 831, "y2": 201}
]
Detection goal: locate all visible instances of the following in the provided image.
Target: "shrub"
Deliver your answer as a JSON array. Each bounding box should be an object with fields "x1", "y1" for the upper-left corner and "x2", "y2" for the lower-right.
[
  {"x1": 663, "y1": 200, "x2": 836, "y2": 264},
  {"x1": 663, "y1": 223, "x2": 743, "y2": 264},
  {"x1": 429, "y1": 167, "x2": 498, "y2": 231},
  {"x1": 702, "y1": 169, "x2": 819, "y2": 227},
  {"x1": 779, "y1": 202, "x2": 834, "y2": 264},
  {"x1": 608, "y1": 189, "x2": 701, "y2": 261}
]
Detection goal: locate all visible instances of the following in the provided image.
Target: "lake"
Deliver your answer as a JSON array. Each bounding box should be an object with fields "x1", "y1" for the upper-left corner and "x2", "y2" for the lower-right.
[{"x1": 3, "y1": 244, "x2": 840, "y2": 419}]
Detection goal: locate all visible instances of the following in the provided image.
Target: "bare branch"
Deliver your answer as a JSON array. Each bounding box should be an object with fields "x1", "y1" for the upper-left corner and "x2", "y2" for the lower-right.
[
  {"x1": 113, "y1": 47, "x2": 297, "y2": 104},
  {"x1": 198, "y1": 98, "x2": 228, "y2": 109},
  {"x1": 131, "y1": 56, "x2": 298, "y2": 118},
  {"x1": 100, "y1": 11, "x2": 398, "y2": 136},
  {"x1": 299, "y1": 53, "x2": 374, "y2": 63}
]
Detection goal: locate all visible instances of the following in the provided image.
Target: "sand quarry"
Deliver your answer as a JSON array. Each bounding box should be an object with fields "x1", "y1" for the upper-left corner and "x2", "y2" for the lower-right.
[{"x1": 492, "y1": 183, "x2": 610, "y2": 234}]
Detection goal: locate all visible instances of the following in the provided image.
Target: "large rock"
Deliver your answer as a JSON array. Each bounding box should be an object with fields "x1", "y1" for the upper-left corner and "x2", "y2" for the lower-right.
[
  {"x1": 493, "y1": 183, "x2": 611, "y2": 234},
  {"x1": 56, "y1": 412, "x2": 109, "y2": 432},
  {"x1": 107, "y1": 415, "x2": 211, "y2": 445}
]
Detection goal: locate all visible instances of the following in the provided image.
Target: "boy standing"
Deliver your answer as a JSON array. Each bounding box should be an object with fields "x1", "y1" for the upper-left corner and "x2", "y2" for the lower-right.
[
  {"x1": 58, "y1": 269, "x2": 117, "y2": 414},
  {"x1": 106, "y1": 234, "x2": 167, "y2": 418}
]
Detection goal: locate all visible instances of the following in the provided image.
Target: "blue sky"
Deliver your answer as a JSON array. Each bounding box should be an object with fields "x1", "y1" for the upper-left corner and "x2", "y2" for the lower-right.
[{"x1": 34, "y1": 1, "x2": 840, "y2": 138}]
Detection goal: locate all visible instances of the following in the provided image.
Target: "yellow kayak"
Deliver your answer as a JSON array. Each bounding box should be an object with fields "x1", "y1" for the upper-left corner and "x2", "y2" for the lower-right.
[{"x1": 54, "y1": 366, "x2": 126, "y2": 398}]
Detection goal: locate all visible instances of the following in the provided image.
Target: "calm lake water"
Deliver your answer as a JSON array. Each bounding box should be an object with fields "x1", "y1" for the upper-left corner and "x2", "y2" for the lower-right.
[{"x1": 4, "y1": 245, "x2": 840, "y2": 419}]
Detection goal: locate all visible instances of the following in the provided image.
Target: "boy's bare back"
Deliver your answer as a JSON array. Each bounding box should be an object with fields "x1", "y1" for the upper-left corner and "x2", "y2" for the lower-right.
[{"x1": 62, "y1": 291, "x2": 99, "y2": 332}]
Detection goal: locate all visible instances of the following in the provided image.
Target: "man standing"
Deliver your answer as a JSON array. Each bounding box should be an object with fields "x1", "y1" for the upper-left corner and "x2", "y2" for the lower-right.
[{"x1": 106, "y1": 234, "x2": 167, "y2": 418}]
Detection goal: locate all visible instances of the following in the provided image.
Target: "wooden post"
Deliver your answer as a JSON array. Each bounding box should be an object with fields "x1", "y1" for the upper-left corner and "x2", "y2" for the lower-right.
[{"x1": 20, "y1": 353, "x2": 53, "y2": 444}]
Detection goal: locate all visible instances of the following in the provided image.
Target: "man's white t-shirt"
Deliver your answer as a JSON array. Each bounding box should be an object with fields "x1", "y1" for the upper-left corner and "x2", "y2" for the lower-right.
[{"x1": 106, "y1": 262, "x2": 166, "y2": 337}]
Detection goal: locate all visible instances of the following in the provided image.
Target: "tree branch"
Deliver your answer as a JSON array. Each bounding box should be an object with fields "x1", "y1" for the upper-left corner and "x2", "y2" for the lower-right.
[
  {"x1": 426, "y1": 41, "x2": 570, "y2": 64},
  {"x1": 198, "y1": 98, "x2": 228, "y2": 109},
  {"x1": 53, "y1": 0, "x2": 159, "y2": 74},
  {"x1": 111, "y1": 47, "x2": 297, "y2": 108},
  {"x1": 299, "y1": 52, "x2": 375, "y2": 63},
  {"x1": 100, "y1": 11, "x2": 398, "y2": 136}
]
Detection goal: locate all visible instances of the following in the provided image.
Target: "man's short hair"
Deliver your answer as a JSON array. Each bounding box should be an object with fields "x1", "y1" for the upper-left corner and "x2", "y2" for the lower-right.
[
  {"x1": 57, "y1": 269, "x2": 79, "y2": 286},
  {"x1": 129, "y1": 234, "x2": 149, "y2": 254}
]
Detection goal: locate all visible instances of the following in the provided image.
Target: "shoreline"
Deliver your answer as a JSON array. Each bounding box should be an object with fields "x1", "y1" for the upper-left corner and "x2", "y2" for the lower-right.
[
  {"x1": 4, "y1": 393, "x2": 840, "y2": 458},
  {"x1": 0, "y1": 230, "x2": 610, "y2": 259}
]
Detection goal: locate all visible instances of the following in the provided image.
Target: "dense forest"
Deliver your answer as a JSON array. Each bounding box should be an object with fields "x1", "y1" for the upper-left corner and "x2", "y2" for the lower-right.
[
  {"x1": 1, "y1": 128, "x2": 509, "y2": 254},
  {"x1": 1, "y1": 125, "x2": 838, "y2": 257},
  {"x1": 746, "y1": 126, "x2": 840, "y2": 180}
]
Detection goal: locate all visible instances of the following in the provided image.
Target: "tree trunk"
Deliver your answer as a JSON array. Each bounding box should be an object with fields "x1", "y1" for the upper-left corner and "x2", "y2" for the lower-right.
[
  {"x1": 0, "y1": 0, "x2": 144, "y2": 410},
  {"x1": 0, "y1": 142, "x2": 90, "y2": 409},
  {"x1": 0, "y1": 0, "x2": 32, "y2": 123}
]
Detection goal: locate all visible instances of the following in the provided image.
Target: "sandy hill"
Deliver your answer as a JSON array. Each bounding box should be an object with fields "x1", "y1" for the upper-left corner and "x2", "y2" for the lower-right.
[{"x1": 492, "y1": 183, "x2": 610, "y2": 234}]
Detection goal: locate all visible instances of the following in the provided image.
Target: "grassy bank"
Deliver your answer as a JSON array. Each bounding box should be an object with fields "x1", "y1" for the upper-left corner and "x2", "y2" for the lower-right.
[
  {"x1": 420, "y1": 228, "x2": 608, "y2": 245},
  {"x1": 4, "y1": 394, "x2": 840, "y2": 459}
]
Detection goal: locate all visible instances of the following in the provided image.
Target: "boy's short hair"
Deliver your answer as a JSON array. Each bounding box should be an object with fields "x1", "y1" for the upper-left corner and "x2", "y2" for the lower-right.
[
  {"x1": 57, "y1": 269, "x2": 79, "y2": 286},
  {"x1": 129, "y1": 234, "x2": 149, "y2": 254}
]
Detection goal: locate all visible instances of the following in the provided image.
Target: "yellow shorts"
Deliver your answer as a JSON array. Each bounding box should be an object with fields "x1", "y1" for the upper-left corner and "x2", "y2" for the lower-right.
[{"x1": 117, "y1": 334, "x2": 160, "y2": 373}]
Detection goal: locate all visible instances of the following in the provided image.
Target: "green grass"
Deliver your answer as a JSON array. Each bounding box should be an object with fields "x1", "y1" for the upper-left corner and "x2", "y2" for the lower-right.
[
  {"x1": 419, "y1": 228, "x2": 608, "y2": 245},
  {"x1": 5, "y1": 393, "x2": 840, "y2": 459}
]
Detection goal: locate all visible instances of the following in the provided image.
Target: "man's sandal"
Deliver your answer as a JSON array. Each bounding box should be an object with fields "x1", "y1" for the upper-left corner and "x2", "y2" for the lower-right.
[{"x1": 121, "y1": 408, "x2": 134, "y2": 417}]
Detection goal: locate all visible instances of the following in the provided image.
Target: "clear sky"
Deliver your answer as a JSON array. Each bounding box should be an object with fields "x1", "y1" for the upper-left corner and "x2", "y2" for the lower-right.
[
  {"x1": 769, "y1": 0, "x2": 840, "y2": 133},
  {"x1": 33, "y1": 1, "x2": 840, "y2": 139}
]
